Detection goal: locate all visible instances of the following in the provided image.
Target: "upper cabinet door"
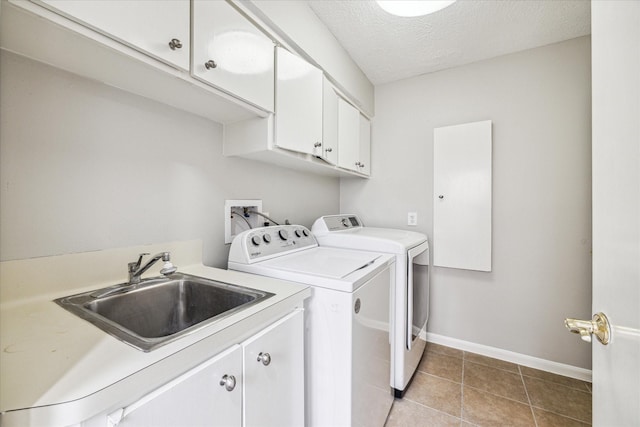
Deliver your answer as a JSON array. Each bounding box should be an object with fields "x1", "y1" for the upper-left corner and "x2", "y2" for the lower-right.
[
  {"x1": 275, "y1": 47, "x2": 323, "y2": 156},
  {"x1": 337, "y1": 98, "x2": 360, "y2": 172},
  {"x1": 192, "y1": 0, "x2": 275, "y2": 112},
  {"x1": 358, "y1": 114, "x2": 371, "y2": 176},
  {"x1": 39, "y1": 0, "x2": 190, "y2": 70},
  {"x1": 321, "y1": 77, "x2": 339, "y2": 166}
]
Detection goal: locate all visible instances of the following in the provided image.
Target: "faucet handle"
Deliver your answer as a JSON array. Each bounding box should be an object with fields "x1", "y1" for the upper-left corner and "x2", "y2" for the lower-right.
[{"x1": 130, "y1": 253, "x2": 150, "y2": 271}]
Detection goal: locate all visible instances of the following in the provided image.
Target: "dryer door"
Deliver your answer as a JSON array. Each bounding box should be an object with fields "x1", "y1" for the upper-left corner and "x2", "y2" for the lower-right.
[{"x1": 406, "y1": 241, "x2": 430, "y2": 349}]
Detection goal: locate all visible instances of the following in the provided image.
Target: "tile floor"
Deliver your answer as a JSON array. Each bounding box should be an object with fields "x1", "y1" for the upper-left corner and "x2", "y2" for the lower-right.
[{"x1": 385, "y1": 343, "x2": 592, "y2": 427}]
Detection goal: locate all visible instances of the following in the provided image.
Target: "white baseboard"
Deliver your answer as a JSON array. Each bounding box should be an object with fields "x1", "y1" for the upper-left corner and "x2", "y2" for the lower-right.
[{"x1": 424, "y1": 332, "x2": 592, "y2": 383}]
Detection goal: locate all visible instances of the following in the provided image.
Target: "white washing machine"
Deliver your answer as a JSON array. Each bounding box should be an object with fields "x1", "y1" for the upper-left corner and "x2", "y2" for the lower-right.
[
  {"x1": 228, "y1": 225, "x2": 395, "y2": 427},
  {"x1": 312, "y1": 214, "x2": 430, "y2": 397}
]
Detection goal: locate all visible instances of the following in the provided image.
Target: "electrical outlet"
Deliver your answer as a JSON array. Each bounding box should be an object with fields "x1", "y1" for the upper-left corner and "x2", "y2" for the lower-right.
[
  {"x1": 225, "y1": 199, "x2": 263, "y2": 243},
  {"x1": 408, "y1": 212, "x2": 418, "y2": 226}
]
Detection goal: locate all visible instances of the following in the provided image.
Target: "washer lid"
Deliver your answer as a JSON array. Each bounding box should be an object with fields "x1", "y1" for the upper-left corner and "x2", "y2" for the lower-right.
[
  {"x1": 314, "y1": 227, "x2": 427, "y2": 253},
  {"x1": 261, "y1": 247, "x2": 382, "y2": 279}
]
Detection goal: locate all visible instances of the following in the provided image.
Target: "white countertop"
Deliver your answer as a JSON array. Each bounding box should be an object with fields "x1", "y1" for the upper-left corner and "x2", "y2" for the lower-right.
[{"x1": 0, "y1": 241, "x2": 310, "y2": 426}]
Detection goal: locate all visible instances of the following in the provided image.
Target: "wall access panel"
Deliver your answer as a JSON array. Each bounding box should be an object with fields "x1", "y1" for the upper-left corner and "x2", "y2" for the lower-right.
[{"x1": 433, "y1": 120, "x2": 492, "y2": 271}]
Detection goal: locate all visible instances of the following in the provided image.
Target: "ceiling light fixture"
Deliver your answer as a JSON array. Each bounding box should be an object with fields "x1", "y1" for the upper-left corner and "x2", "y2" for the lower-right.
[{"x1": 376, "y1": 0, "x2": 456, "y2": 17}]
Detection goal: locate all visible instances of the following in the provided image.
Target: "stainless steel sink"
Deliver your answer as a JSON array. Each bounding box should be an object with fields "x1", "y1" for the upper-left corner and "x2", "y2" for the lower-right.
[{"x1": 55, "y1": 273, "x2": 274, "y2": 351}]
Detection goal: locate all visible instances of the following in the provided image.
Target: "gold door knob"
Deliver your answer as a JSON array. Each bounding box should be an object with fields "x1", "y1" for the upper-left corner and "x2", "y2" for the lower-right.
[{"x1": 565, "y1": 312, "x2": 611, "y2": 345}]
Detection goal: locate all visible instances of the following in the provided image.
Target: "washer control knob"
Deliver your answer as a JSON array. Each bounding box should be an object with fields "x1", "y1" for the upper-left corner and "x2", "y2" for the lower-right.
[
  {"x1": 302, "y1": 229, "x2": 310, "y2": 237},
  {"x1": 341, "y1": 218, "x2": 349, "y2": 227},
  {"x1": 295, "y1": 229, "x2": 303, "y2": 238},
  {"x1": 278, "y1": 229, "x2": 289, "y2": 240},
  {"x1": 263, "y1": 233, "x2": 272, "y2": 244},
  {"x1": 251, "y1": 235, "x2": 261, "y2": 246}
]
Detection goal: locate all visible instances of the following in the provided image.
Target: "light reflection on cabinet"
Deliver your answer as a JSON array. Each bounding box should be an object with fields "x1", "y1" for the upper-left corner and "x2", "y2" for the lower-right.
[{"x1": 192, "y1": 0, "x2": 275, "y2": 112}]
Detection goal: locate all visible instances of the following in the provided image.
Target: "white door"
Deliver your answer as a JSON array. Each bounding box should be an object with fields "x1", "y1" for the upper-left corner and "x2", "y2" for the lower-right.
[
  {"x1": 105, "y1": 345, "x2": 243, "y2": 426},
  {"x1": 242, "y1": 310, "x2": 304, "y2": 427},
  {"x1": 191, "y1": 0, "x2": 275, "y2": 112},
  {"x1": 591, "y1": 1, "x2": 640, "y2": 425},
  {"x1": 321, "y1": 77, "x2": 339, "y2": 165},
  {"x1": 358, "y1": 114, "x2": 371, "y2": 176},
  {"x1": 275, "y1": 47, "x2": 323, "y2": 155},
  {"x1": 40, "y1": 0, "x2": 190, "y2": 70},
  {"x1": 337, "y1": 98, "x2": 360, "y2": 172}
]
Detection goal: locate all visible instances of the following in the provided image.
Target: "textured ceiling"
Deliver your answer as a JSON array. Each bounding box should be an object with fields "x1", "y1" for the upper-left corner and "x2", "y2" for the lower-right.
[{"x1": 307, "y1": 0, "x2": 591, "y2": 85}]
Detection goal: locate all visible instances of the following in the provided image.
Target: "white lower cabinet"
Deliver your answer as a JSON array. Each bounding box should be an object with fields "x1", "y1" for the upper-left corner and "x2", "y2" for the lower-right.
[
  {"x1": 243, "y1": 309, "x2": 304, "y2": 426},
  {"x1": 81, "y1": 310, "x2": 303, "y2": 427}
]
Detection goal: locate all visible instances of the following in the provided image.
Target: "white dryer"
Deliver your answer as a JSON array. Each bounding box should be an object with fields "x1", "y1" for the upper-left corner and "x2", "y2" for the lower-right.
[
  {"x1": 312, "y1": 214, "x2": 430, "y2": 397},
  {"x1": 228, "y1": 225, "x2": 395, "y2": 427}
]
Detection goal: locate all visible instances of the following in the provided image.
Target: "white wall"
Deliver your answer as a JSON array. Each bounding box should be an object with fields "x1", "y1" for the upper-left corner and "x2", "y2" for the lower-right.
[
  {"x1": 0, "y1": 51, "x2": 339, "y2": 267},
  {"x1": 340, "y1": 37, "x2": 592, "y2": 369}
]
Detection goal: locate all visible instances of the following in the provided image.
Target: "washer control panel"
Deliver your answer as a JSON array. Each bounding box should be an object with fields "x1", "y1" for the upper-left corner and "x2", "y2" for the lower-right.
[{"x1": 229, "y1": 225, "x2": 317, "y2": 263}]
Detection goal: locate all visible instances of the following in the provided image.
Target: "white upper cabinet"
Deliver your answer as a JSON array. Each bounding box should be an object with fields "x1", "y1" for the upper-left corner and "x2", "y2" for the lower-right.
[
  {"x1": 192, "y1": 0, "x2": 275, "y2": 112},
  {"x1": 337, "y1": 98, "x2": 361, "y2": 172},
  {"x1": 358, "y1": 114, "x2": 371, "y2": 176},
  {"x1": 321, "y1": 77, "x2": 339, "y2": 166},
  {"x1": 38, "y1": 0, "x2": 190, "y2": 71},
  {"x1": 337, "y1": 98, "x2": 371, "y2": 176},
  {"x1": 274, "y1": 47, "x2": 323, "y2": 156}
]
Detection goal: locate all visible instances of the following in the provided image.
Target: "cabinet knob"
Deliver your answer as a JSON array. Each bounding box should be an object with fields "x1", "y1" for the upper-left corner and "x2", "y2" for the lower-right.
[
  {"x1": 257, "y1": 352, "x2": 271, "y2": 366},
  {"x1": 439, "y1": 195, "x2": 444, "y2": 199},
  {"x1": 219, "y1": 374, "x2": 236, "y2": 391},
  {"x1": 314, "y1": 142, "x2": 322, "y2": 148},
  {"x1": 205, "y1": 60, "x2": 218, "y2": 70},
  {"x1": 355, "y1": 161, "x2": 361, "y2": 167},
  {"x1": 168, "y1": 38, "x2": 182, "y2": 50},
  {"x1": 325, "y1": 147, "x2": 333, "y2": 152},
  {"x1": 359, "y1": 163, "x2": 365, "y2": 168}
]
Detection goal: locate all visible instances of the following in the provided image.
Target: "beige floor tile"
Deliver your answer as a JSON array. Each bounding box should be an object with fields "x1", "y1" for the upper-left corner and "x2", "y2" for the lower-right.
[
  {"x1": 418, "y1": 351, "x2": 464, "y2": 383},
  {"x1": 463, "y1": 361, "x2": 528, "y2": 403},
  {"x1": 385, "y1": 399, "x2": 461, "y2": 427},
  {"x1": 520, "y1": 366, "x2": 591, "y2": 392},
  {"x1": 533, "y1": 407, "x2": 591, "y2": 427},
  {"x1": 426, "y1": 342, "x2": 464, "y2": 359},
  {"x1": 463, "y1": 352, "x2": 519, "y2": 373},
  {"x1": 523, "y1": 376, "x2": 592, "y2": 423},
  {"x1": 462, "y1": 386, "x2": 536, "y2": 427},
  {"x1": 404, "y1": 372, "x2": 462, "y2": 417}
]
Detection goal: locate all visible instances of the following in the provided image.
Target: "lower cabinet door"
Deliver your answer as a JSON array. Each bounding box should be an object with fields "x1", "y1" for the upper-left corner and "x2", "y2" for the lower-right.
[
  {"x1": 112, "y1": 345, "x2": 243, "y2": 427},
  {"x1": 242, "y1": 310, "x2": 304, "y2": 427}
]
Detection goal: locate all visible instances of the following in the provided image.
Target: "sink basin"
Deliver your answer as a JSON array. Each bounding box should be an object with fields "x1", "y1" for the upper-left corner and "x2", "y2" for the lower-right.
[{"x1": 55, "y1": 273, "x2": 274, "y2": 351}]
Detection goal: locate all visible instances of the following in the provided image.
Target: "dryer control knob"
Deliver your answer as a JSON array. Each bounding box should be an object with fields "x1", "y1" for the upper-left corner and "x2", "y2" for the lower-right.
[
  {"x1": 251, "y1": 235, "x2": 261, "y2": 246},
  {"x1": 263, "y1": 233, "x2": 272, "y2": 244},
  {"x1": 303, "y1": 229, "x2": 309, "y2": 237},
  {"x1": 341, "y1": 218, "x2": 349, "y2": 227},
  {"x1": 278, "y1": 229, "x2": 289, "y2": 240},
  {"x1": 295, "y1": 229, "x2": 303, "y2": 238}
]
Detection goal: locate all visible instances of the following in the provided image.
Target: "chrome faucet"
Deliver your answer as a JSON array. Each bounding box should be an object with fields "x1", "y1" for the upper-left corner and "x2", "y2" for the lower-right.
[{"x1": 128, "y1": 252, "x2": 177, "y2": 284}]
